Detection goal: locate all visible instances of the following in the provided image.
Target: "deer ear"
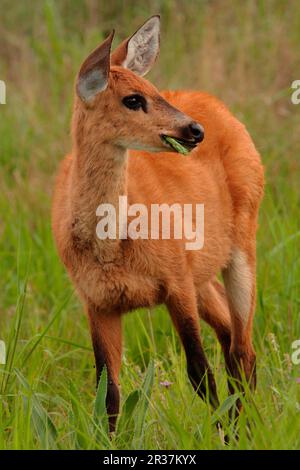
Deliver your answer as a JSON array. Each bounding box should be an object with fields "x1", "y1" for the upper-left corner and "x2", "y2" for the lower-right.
[
  {"x1": 111, "y1": 16, "x2": 160, "y2": 77},
  {"x1": 77, "y1": 31, "x2": 115, "y2": 102}
]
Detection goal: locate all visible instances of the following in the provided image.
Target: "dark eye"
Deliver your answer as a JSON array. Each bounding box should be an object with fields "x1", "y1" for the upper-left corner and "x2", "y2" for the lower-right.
[{"x1": 122, "y1": 94, "x2": 147, "y2": 112}]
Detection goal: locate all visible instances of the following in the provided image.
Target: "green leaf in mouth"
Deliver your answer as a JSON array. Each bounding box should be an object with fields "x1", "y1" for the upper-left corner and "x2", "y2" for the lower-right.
[{"x1": 163, "y1": 136, "x2": 190, "y2": 155}]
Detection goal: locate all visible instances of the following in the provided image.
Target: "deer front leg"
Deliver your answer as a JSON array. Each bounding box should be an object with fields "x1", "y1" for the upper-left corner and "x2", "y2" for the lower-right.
[
  {"x1": 87, "y1": 304, "x2": 122, "y2": 433},
  {"x1": 166, "y1": 290, "x2": 219, "y2": 409},
  {"x1": 222, "y1": 246, "x2": 257, "y2": 391}
]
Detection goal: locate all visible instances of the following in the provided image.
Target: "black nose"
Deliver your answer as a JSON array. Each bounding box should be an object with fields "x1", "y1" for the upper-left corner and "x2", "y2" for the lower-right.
[{"x1": 189, "y1": 122, "x2": 204, "y2": 142}]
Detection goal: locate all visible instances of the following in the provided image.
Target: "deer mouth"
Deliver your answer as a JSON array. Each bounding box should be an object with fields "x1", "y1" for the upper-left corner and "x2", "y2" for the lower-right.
[{"x1": 160, "y1": 135, "x2": 198, "y2": 155}]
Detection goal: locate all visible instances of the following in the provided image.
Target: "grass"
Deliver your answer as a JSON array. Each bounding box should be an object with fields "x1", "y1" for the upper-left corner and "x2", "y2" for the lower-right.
[{"x1": 0, "y1": 0, "x2": 300, "y2": 450}]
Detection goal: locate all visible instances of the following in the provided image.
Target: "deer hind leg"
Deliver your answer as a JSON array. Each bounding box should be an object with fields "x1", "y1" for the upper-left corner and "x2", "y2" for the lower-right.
[
  {"x1": 197, "y1": 279, "x2": 232, "y2": 371},
  {"x1": 87, "y1": 303, "x2": 122, "y2": 433},
  {"x1": 222, "y1": 246, "x2": 257, "y2": 391},
  {"x1": 166, "y1": 288, "x2": 219, "y2": 409}
]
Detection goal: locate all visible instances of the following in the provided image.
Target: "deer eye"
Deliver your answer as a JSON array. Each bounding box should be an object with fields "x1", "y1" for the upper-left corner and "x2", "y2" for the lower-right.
[{"x1": 122, "y1": 94, "x2": 147, "y2": 112}]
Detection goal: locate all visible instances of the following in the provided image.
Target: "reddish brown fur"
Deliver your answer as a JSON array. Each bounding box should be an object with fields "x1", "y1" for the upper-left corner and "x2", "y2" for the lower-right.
[{"x1": 52, "y1": 27, "x2": 264, "y2": 431}]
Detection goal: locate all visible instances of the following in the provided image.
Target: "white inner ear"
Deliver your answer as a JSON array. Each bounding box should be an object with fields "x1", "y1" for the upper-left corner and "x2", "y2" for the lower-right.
[
  {"x1": 77, "y1": 69, "x2": 108, "y2": 102},
  {"x1": 123, "y1": 17, "x2": 160, "y2": 76}
]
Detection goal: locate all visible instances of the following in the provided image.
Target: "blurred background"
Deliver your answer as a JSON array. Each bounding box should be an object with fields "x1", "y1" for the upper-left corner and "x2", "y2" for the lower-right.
[{"x1": 0, "y1": 0, "x2": 299, "y2": 450}]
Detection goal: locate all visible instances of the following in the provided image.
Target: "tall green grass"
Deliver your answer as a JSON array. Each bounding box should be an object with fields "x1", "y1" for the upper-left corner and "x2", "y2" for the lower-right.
[{"x1": 0, "y1": 0, "x2": 299, "y2": 449}]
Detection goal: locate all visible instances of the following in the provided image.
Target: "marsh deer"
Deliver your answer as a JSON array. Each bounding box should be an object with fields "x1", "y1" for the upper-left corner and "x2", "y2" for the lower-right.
[{"x1": 52, "y1": 16, "x2": 264, "y2": 432}]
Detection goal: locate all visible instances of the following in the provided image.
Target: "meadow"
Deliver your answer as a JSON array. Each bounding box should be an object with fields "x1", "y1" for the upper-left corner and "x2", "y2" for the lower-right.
[{"x1": 0, "y1": 0, "x2": 299, "y2": 450}]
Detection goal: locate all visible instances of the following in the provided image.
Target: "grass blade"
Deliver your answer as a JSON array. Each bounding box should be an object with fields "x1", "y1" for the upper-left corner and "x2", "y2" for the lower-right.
[
  {"x1": 133, "y1": 360, "x2": 155, "y2": 448},
  {"x1": 93, "y1": 366, "x2": 109, "y2": 437},
  {"x1": 15, "y1": 368, "x2": 58, "y2": 449}
]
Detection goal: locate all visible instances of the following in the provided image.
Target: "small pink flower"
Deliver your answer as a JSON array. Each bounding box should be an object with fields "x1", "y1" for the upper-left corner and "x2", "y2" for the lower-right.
[
  {"x1": 296, "y1": 377, "x2": 300, "y2": 384},
  {"x1": 160, "y1": 380, "x2": 173, "y2": 388}
]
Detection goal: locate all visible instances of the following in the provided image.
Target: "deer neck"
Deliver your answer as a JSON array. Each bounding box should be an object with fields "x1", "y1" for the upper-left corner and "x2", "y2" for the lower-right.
[{"x1": 70, "y1": 139, "x2": 128, "y2": 262}]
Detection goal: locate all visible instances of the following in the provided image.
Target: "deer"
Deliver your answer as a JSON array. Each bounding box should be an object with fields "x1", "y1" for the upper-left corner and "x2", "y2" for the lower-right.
[{"x1": 52, "y1": 15, "x2": 264, "y2": 433}]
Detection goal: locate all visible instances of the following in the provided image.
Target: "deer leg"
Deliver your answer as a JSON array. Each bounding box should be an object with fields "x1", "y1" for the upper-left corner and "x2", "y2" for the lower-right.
[
  {"x1": 197, "y1": 279, "x2": 240, "y2": 435},
  {"x1": 166, "y1": 290, "x2": 219, "y2": 409},
  {"x1": 87, "y1": 304, "x2": 122, "y2": 433},
  {"x1": 197, "y1": 279, "x2": 232, "y2": 372}
]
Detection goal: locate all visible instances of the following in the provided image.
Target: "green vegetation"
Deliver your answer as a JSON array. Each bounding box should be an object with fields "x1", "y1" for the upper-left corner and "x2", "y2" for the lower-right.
[
  {"x1": 162, "y1": 136, "x2": 190, "y2": 155},
  {"x1": 0, "y1": 0, "x2": 299, "y2": 449}
]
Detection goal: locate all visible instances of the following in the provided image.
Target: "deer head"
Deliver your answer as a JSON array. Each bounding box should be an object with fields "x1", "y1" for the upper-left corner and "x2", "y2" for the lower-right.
[{"x1": 74, "y1": 16, "x2": 204, "y2": 154}]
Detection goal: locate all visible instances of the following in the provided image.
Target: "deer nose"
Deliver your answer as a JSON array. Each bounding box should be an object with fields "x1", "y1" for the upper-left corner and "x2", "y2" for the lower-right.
[{"x1": 189, "y1": 122, "x2": 204, "y2": 142}]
